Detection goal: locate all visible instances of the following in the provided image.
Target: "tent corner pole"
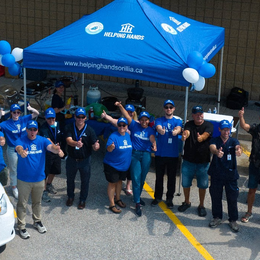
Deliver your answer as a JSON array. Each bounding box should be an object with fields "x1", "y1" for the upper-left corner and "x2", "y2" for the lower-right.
[
  {"x1": 81, "y1": 74, "x2": 85, "y2": 107},
  {"x1": 217, "y1": 46, "x2": 224, "y2": 113},
  {"x1": 23, "y1": 68, "x2": 27, "y2": 115}
]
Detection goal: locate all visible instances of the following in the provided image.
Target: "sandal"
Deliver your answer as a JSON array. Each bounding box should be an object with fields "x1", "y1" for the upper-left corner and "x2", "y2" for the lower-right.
[
  {"x1": 109, "y1": 205, "x2": 121, "y2": 214},
  {"x1": 241, "y1": 212, "x2": 253, "y2": 223},
  {"x1": 124, "y1": 189, "x2": 133, "y2": 196},
  {"x1": 115, "y1": 199, "x2": 126, "y2": 208}
]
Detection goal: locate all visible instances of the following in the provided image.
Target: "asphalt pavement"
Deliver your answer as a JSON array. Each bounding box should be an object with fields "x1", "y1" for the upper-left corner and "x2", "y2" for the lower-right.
[{"x1": 0, "y1": 76, "x2": 260, "y2": 260}]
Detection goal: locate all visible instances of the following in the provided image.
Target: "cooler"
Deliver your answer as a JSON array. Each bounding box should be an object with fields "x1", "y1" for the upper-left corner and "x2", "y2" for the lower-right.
[{"x1": 204, "y1": 112, "x2": 235, "y2": 137}]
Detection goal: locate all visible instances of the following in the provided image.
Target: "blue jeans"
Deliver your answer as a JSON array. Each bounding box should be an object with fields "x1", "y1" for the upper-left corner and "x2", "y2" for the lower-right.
[
  {"x1": 130, "y1": 150, "x2": 151, "y2": 203},
  {"x1": 66, "y1": 156, "x2": 91, "y2": 202},
  {"x1": 7, "y1": 146, "x2": 18, "y2": 186}
]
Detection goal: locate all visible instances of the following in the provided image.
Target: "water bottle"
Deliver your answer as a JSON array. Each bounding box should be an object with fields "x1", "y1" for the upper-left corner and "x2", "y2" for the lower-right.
[
  {"x1": 208, "y1": 108, "x2": 211, "y2": 113},
  {"x1": 213, "y1": 107, "x2": 217, "y2": 114}
]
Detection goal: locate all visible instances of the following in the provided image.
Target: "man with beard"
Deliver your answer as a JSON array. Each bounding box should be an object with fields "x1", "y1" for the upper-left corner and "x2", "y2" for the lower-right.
[{"x1": 151, "y1": 100, "x2": 182, "y2": 209}]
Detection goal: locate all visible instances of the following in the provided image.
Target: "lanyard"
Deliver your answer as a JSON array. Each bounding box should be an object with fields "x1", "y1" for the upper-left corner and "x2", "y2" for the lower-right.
[
  {"x1": 47, "y1": 124, "x2": 57, "y2": 144},
  {"x1": 73, "y1": 123, "x2": 87, "y2": 142}
]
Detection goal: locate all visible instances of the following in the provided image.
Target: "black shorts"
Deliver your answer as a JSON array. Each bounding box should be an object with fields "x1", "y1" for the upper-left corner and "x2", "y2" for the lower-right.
[
  {"x1": 45, "y1": 152, "x2": 61, "y2": 176},
  {"x1": 103, "y1": 163, "x2": 127, "y2": 183}
]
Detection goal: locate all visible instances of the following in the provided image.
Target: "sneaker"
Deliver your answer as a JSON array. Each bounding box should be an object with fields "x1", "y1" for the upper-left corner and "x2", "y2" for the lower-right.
[
  {"x1": 135, "y1": 203, "x2": 142, "y2": 217},
  {"x1": 33, "y1": 221, "x2": 47, "y2": 233},
  {"x1": 198, "y1": 206, "x2": 207, "y2": 217},
  {"x1": 140, "y1": 199, "x2": 146, "y2": 206},
  {"x1": 42, "y1": 190, "x2": 51, "y2": 203},
  {"x1": 209, "y1": 218, "x2": 222, "y2": 228},
  {"x1": 178, "y1": 202, "x2": 191, "y2": 212},
  {"x1": 229, "y1": 221, "x2": 239, "y2": 232},
  {"x1": 19, "y1": 229, "x2": 30, "y2": 239},
  {"x1": 166, "y1": 200, "x2": 174, "y2": 209},
  {"x1": 46, "y1": 183, "x2": 57, "y2": 194},
  {"x1": 151, "y1": 199, "x2": 159, "y2": 207},
  {"x1": 12, "y1": 187, "x2": 18, "y2": 199}
]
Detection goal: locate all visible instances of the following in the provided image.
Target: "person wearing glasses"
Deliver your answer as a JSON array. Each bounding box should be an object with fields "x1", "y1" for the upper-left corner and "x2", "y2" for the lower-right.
[
  {"x1": 115, "y1": 102, "x2": 156, "y2": 217},
  {"x1": 178, "y1": 106, "x2": 213, "y2": 217},
  {"x1": 39, "y1": 108, "x2": 64, "y2": 202},
  {"x1": 65, "y1": 107, "x2": 100, "y2": 210},
  {"x1": 15, "y1": 120, "x2": 63, "y2": 239},
  {"x1": 151, "y1": 100, "x2": 182, "y2": 209},
  {"x1": 0, "y1": 103, "x2": 39, "y2": 199},
  {"x1": 103, "y1": 117, "x2": 132, "y2": 214}
]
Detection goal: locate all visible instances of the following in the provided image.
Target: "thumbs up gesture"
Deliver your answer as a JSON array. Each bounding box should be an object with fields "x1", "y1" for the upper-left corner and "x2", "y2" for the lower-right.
[{"x1": 217, "y1": 147, "x2": 224, "y2": 158}]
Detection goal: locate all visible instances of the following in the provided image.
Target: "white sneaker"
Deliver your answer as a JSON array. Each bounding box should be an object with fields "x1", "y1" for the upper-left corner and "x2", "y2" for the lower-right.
[
  {"x1": 12, "y1": 187, "x2": 18, "y2": 199},
  {"x1": 19, "y1": 229, "x2": 30, "y2": 239},
  {"x1": 33, "y1": 221, "x2": 47, "y2": 233}
]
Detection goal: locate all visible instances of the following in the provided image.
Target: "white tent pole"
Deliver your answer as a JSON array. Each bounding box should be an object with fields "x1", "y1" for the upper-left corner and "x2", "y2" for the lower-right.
[
  {"x1": 81, "y1": 74, "x2": 84, "y2": 107},
  {"x1": 217, "y1": 46, "x2": 224, "y2": 113},
  {"x1": 23, "y1": 68, "x2": 27, "y2": 115}
]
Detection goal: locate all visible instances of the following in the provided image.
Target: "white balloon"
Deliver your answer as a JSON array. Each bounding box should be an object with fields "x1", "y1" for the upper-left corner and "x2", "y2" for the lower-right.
[
  {"x1": 193, "y1": 76, "x2": 205, "y2": 91},
  {"x1": 11, "y1": 47, "x2": 23, "y2": 62},
  {"x1": 0, "y1": 54, "x2": 3, "y2": 66},
  {"x1": 182, "y1": 68, "x2": 199, "y2": 84}
]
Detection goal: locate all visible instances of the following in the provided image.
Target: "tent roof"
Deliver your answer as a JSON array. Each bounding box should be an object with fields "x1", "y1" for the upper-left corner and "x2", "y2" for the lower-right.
[{"x1": 23, "y1": 0, "x2": 225, "y2": 86}]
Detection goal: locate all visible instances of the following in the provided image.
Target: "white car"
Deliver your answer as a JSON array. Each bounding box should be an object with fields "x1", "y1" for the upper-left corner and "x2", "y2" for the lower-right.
[{"x1": 0, "y1": 183, "x2": 16, "y2": 250}]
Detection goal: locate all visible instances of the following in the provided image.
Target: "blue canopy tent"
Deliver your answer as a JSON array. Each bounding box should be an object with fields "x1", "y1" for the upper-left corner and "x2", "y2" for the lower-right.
[{"x1": 23, "y1": 0, "x2": 225, "y2": 121}]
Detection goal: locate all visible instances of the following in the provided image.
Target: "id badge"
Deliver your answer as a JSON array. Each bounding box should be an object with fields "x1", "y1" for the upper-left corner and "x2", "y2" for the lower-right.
[
  {"x1": 75, "y1": 146, "x2": 80, "y2": 150},
  {"x1": 227, "y1": 154, "x2": 231, "y2": 160},
  {"x1": 168, "y1": 138, "x2": 172, "y2": 144}
]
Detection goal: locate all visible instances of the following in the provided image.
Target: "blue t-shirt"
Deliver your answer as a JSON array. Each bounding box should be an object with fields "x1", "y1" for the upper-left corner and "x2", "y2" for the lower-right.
[
  {"x1": 0, "y1": 132, "x2": 6, "y2": 172},
  {"x1": 0, "y1": 115, "x2": 32, "y2": 147},
  {"x1": 208, "y1": 136, "x2": 240, "y2": 180},
  {"x1": 155, "y1": 116, "x2": 182, "y2": 157},
  {"x1": 128, "y1": 120, "x2": 155, "y2": 152},
  {"x1": 15, "y1": 135, "x2": 51, "y2": 182},
  {"x1": 103, "y1": 131, "x2": 132, "y2": 171}
]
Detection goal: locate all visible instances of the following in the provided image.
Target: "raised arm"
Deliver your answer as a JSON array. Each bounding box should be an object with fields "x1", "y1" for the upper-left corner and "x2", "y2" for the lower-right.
[
  {"x1": 238, "y1": 107, "x2": 250, "y2": 132},
  {"x1": 27, "y1": 103, "x2": 39, "y2": 119},
  {"x1": 114, "y1": 102, "x2": 132, "y2": 125},
  {"x1": 101, "y1": 110, "x2": 118, "y2": 127}
]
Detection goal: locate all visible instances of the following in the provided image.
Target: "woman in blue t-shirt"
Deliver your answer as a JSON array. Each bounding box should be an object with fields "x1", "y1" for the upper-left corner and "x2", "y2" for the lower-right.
[
  {"x1": 103, "y1": 117, "x2": 132, "y2": 214},
  {"x1": 115, "y1": 102, "x2": 157, "y2": 217},
  {"x1": 0, "y1": 103, "x2": 39, "y2": 198}
]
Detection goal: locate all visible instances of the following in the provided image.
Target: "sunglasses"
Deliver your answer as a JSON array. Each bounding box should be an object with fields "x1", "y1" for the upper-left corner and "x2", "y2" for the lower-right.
[
  {"x1": 76, "y1": 116, "x2": 85, "y2": 119},
  {"x1": 118, "y1": 124, "x2": 127, "y2": 127},
  {"x1": 28, "y1": 128, "x2": 38, "y2": 132},
  {"x1": 164, "y1": 106, "x2": 174, "y2": 109},
  {"x1": 12, "y1": 111, "x2": 21, "y2": 114}
]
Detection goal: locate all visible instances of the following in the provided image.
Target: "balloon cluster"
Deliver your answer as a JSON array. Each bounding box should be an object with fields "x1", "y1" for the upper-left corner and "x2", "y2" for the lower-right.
[
  {"x1": 0, "y1": 40, "x2": 23, "y2": 76},
  {"x1": 182, "y1": 51, "x2": 216, "y2": 91}
]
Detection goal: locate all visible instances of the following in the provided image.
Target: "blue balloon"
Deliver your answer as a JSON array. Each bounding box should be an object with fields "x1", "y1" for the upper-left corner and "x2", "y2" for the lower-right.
[
  {"x1": 1, "y1": 53, "x2": 15, "y2": 67},
  {"x1": 8, "y1": 62, "x2": 21, "y2": 76},
  {"x1": 198, "y1": 62, "x2": 216, "y2": 78},
  {"x1": 0, "y1": 40, "x2": 11, "y2": 55},
  {"x1": 187, "y1": 51, "x2": 204, "y2": 70}
]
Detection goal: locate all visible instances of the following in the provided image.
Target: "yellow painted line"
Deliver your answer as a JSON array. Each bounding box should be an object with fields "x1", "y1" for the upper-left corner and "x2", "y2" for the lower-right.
[
  {"x1": 143, "y1": 182, "x2": 214, "y2": 260},
  {"x1": 241, "y1": 144, "x2": 250, "y2": 157}
]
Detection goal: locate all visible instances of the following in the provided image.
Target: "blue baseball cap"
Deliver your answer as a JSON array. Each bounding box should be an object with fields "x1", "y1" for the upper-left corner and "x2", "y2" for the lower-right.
[
  {"x1": 192, "y1": 106, "x2": 203, "y2": 114},
  {"x1": 75, "y1": 107, "x2": 86, "y2": 117},
  {"x1": 117, "y1": 117, "x2": 128, "y2": 126},
  {"x1": 125, "y1": 104, "x2": 135, "y2": 112},
  {"x1": 163, "y1": 99, "x2": 175, "y2": 107},
  {"x1": 55, "y1": 80, "x2": 64, "y2": 88},
  {"x1": 219, "y1": 120, "x2": 232, "y2": 129},
  {"x1": 10, "y1": 103, "x2": 21, "y2": 112},
  {"x1": 138, "y1": 111, "x2": 150, "y2": 120},
  {"x1": 27, "y1": 120, "x2": 38, "y2": 129},
  {"x1": 44, "y1": 107, "x2": 56, "y2": 118}
]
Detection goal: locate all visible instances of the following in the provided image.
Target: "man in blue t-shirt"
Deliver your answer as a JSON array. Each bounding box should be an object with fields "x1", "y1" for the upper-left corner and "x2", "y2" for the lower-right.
[
  {"x1": 208, "y1": 120, "x2": 242, "y2": 232},
  {"x1": 0, "y1": 132, "x2": 8, "y2": 186},
  {"x1": 15, "y1": 120, "x2": 63, "y2": 239},
  {"x1": 151, "y1": 100, "x2": 182, "y2": 209}
]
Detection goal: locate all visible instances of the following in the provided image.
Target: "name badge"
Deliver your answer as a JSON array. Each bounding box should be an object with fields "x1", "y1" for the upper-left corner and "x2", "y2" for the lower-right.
[
  {"x1": 75, "y1": 146, "x2": 80, "y2": 150},
  {"x1": 227, "y1": 154, "x2": 231, "y2": 161},
  {"x1": 168, "y1": 138, "x2": 172, "y2": 144}
]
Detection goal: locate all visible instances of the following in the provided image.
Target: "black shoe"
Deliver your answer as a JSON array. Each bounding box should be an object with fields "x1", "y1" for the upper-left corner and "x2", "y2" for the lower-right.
[
  {"x1": 78, "y1": 201, "x2": 86, "y2": 210},
  {"x1": 140, "y1": 199, "x2": 146, "y2": 206},
  {"x1": 66, "y1": 198, "x2": 74, "y2": 207},
  {"x1": 178, "y1": 202, "x2": 191, "y2": 212},
  {"x1": 166, "y1": 200, "x2": 174, "y2": 209},
  {"x1": 198, "y1": 206, "x2": 207, "y2": 217},
  {"x1": 151, "y1": 199, "x2": 159, "y2": 207},
  {"x1": 135, "y1": 203, "x2": 142, "y2": 217}
]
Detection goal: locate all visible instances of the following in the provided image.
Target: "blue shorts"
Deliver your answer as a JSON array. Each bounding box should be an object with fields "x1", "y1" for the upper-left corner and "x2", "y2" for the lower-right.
[
  {"x1": 181, "y1": 160, "x2": 209, "y2": 189},
  {"x1": 248, "y1": 161, "x2": 260, "y2": 189}
]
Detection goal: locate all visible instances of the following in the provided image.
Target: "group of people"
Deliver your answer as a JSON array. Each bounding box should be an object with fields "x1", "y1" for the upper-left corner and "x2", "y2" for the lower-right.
[{"x1": 0, "y1": 85, "x2": 259, "y2": 238}]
